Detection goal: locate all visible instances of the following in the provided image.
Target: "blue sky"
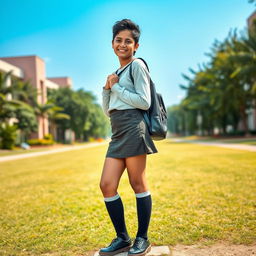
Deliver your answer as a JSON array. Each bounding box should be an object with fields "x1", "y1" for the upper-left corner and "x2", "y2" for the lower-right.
[{"x1": 0, "y1": 0, "x2": 254, "y2": 108}]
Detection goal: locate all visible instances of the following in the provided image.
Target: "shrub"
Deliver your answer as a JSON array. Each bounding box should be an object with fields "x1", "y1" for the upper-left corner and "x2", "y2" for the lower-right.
[
  {"x1": 88, "y1": 137, "x2": 96, "y2": 142},
  {"x1": 226, "y1": 130, "x2": 246, "y2": 136},
  {"x1": 249, "y1": 130, "x2": 256, "y2": 135},
  {"x1": 96, "y1": 138, "x2": 104, "y2": 142},
  {"x1": 27, "y1": 138, "x2": 55, "y2": 146},
  {"x1": 0, "y1": 123, "x2": 18, "y2": 150},
  {"x1": 43, "y1": 134, "x2": 53, "y2": 140}
]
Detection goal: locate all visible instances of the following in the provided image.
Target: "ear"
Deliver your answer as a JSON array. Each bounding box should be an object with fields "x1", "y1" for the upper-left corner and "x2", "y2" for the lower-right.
[{"x1": 135, "y1": 43, "x2": 139, "y2": 51}]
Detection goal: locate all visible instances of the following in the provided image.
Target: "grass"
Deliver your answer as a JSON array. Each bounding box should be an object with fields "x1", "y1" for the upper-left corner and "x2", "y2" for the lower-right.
[{"x1": 0, "y1": 140, "x2": 255, "y2": 256}]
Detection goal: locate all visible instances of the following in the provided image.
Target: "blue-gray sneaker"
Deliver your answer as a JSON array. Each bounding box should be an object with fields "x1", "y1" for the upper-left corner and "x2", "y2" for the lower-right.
[
  {"x1": 99, "y1": 237, "x2": 132, "y2": 256},
  {"x1": 128, "y1": 237, "x2": 151, "y2": 256}
]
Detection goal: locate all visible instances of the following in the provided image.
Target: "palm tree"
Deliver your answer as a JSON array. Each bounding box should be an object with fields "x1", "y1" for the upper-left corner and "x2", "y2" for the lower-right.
[
  {"x1": 47, "y1": 105, "x2": 70, "y2": 140},
  {"x1": 0, "y1": 71, "x2": 37, "y2": 147},
  {"x1": 34, "y1": 101, "x2": 70, "y2": 139},
  {"x1": 0, "y1": 71, "x2": 35, "y2": 123},
  {"x1": 11, "y1": 77, "x2": 38, "y2": 106},
  {"x1": 222, "y1": 30, "x2": 256, "y2": 135},
  {"x1": 228, "y1": 26, "x2": 256, "y2": 103}
]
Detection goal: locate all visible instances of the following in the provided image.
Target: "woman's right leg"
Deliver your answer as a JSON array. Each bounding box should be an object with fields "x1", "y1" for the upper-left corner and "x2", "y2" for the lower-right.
[
  {"x1": 100, "y1": 157, "x2": 126, "y2": 197},
  {"x1": 99, "y1": 157, "x2": 131, "y2": 255}
]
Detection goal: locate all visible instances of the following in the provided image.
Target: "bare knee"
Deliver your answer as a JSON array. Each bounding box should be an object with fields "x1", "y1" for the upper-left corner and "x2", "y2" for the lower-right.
[
  {"x1": 99, "y1": 179, "x2": 118, "y2": 197},
  {"x1": 129, "y1": 179, "x2": 148, "y2": 193}
]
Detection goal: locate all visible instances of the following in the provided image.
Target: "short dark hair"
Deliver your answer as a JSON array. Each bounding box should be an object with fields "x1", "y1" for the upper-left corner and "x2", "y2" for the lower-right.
[{"x1": 112, "y1": 19, "x2": 141, "y2": 44}]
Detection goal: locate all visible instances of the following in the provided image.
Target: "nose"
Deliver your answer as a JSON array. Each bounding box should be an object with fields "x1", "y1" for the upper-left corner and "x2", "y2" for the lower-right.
[{"x1": 120, "y1": 41, "x2": 126, "y2": 47}]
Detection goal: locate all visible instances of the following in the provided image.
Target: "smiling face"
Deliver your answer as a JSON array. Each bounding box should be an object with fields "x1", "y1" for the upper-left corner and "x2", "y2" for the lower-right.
[{"x1": 112, "y1": 29, "x2": 139, "y2": 60}]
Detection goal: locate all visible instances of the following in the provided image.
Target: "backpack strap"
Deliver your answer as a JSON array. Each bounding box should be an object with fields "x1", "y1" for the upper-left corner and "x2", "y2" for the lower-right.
[
  {"x1": 115, "y1": 61, "x2": 133, "y2": 77},
  {"x1": 137, "y1": 57, "x2": 150, "y2": 72},
  {"x1": 129, "y1": 57, "x2": 150, "y2": 84}
]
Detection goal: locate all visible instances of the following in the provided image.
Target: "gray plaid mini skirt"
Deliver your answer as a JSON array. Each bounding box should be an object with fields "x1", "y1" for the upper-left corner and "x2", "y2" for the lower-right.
[{"x1": 106, "y1": 109, "x2": 158, "y2": 158}]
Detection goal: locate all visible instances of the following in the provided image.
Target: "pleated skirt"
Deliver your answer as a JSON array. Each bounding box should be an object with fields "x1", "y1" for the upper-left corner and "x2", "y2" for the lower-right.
[{"x1": 106, "y1": 109, "x2": 158, "y2": 158}]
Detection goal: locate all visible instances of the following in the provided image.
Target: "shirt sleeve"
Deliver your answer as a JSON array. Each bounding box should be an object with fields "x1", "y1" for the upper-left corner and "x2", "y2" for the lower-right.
[
  {"x1": 110, "y1": 59, "x2": 151, "y2": 110},
  {"x1": 102, "y1": 87, "x2": 111, "y2": 117}
]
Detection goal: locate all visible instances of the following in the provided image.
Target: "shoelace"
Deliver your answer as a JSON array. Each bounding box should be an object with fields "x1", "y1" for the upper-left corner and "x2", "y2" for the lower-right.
[
  {"x1": 133, "y1": 238, "x2": 144, "y2": 249},
  {"x1": 108, "y1": 237, "x2": 119, "y2": 246}
]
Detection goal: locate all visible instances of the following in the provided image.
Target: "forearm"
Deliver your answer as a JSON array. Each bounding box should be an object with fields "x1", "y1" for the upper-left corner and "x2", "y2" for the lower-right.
[
  {"x1": 102, "y1": 88, "x2": 111, "y2": 117},
  {"x1": 111, "y1": 83, "x2": 150, "y2": 110}
]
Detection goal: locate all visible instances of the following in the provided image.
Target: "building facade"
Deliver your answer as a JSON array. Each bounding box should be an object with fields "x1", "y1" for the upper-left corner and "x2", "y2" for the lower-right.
[{"x1": 0, "y1": 55, "x2": 73, "y2": 141}]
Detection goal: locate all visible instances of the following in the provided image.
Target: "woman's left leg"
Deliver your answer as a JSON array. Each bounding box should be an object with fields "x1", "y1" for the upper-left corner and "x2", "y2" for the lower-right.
[{"x1": 125, "y1": 154, "x2": 152, "y2": 255}]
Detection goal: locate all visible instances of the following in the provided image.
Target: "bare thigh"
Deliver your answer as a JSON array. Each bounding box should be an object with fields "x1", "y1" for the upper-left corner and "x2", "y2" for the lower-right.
[
  {"x1": 99, "y1": 157, "x2": 126, "y2": 197},
  {"x1": 125, "y1": 154, "x2": 148, "y2": 193}
]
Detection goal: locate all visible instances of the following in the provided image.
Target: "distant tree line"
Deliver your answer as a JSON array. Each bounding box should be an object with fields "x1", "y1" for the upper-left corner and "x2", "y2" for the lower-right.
[
  {"x1": 47, "y1": 87, "x2": 109, "y2": 142},
  {"x1": 248, "y1": 0, "x2": 256, "y2": 6},
  {"x1": 0, "y1": 72, "x2": 109, "y2": 149},
  {"x1": 168, "y1": 20, "x2": 256, "y2": 136}
]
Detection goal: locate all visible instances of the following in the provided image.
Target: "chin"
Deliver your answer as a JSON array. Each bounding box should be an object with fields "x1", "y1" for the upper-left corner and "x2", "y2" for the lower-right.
[{"x1": 119, "y1": 54, "x2": 132, "y2": 59}]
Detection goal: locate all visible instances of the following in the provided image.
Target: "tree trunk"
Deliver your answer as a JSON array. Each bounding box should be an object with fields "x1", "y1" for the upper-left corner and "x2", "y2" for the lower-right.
[{"x1": 240, "y1": 105, "x2": 250, "y2": 136}]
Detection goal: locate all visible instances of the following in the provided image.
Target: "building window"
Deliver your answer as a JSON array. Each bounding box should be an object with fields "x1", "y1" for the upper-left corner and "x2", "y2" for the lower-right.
[{"x1": 40, "y1": 80, "x2": 44, "y2": 104}]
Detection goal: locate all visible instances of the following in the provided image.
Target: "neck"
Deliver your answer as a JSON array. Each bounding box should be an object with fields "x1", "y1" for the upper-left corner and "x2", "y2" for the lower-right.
[{"x1": 119, "y1": 57, "x2": 136, "y2": 68}]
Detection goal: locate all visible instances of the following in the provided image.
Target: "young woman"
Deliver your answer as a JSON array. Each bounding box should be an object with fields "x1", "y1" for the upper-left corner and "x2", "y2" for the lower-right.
[{"x1": 99, "y1": 19, "x2": 158, "y2": 256}]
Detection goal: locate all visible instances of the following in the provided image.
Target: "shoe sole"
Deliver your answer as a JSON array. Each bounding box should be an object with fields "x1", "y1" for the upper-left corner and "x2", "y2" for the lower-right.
[
  {"x1": 99, "y1": 245, "x2": 132, "y2": 256},
  {"x1": 128, "y1": 244, "x2": 151, "y2": 256}
]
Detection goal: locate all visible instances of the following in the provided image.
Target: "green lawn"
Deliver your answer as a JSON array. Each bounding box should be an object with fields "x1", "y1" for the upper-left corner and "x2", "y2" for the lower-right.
[{"x1": 0, "y1": 140, "x2": 255, "y2": 256}]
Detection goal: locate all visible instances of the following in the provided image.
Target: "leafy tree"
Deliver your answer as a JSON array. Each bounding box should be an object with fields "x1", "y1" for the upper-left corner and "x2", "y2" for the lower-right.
[
  {"x1": 83, "y1": 103, "x2": 109, "y2": 140},
  {"x1": 175, "y1": 27, "x2": 256, "y2": 136},
  {"x1": 48, "y1": 87, "x2": 109, "y2": 141},
  {"x1": 0, "y1": 71, "x2": 38, "y2": 142},
  {"x1": 248, "y1": 0, "x2": 256, "y2": 5}
]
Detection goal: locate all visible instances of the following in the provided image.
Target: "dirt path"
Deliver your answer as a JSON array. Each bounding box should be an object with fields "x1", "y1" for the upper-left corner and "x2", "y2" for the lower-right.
[
  {"x1": 92, "y1": 244, "x2": 256, "y2": 256},
  {"x1": 171, "y1": 243, "x2": 256, "y2": 256}
]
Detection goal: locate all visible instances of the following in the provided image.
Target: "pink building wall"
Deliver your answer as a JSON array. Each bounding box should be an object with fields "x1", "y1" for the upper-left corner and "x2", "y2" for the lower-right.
[
  {"x1": 247, "y1": 11, "x2": 256, "y2": 28},
  {"x1": 0, "y1": 55, "x2": 48, "y2": 139},
  {"x1": 48, "y1": 77, "x2": 72, "y2": 88}
]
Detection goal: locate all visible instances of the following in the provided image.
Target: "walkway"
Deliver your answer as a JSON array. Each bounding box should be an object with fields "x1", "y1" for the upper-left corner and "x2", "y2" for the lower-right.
[
  {"x1": 171, "y1": 139, "x2": 256, "y2": 152},
  {"x1": 93, "y1": 246, "x2": 170, "y2": 256},
  {"x1": 92, "y1": 243, "x2": 256, "y2": 256},
  {"x1": 0, "y1": 141, "x2": 108, "y2": 162}
]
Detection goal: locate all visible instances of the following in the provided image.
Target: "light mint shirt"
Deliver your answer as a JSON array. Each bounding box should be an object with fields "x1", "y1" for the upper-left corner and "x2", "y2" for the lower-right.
[{"x1": 102, "y1": 59, "x2": 151, "y2": 117}]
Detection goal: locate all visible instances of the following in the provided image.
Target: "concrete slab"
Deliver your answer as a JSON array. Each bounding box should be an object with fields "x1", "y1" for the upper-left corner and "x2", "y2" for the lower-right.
[
  {"x1": 94, "y1": 252, "x2": 127, "y2": 256},
  {"x1": 149, "y1": 246, "x2": 170, "y2": 255},
  {"x1": 93, "y1": 246, "x2": 170, "y2": 256},
  {"x1": 171, "y1": 249, "x2": 187, "y2": 256},
  {"x1": 170, "y1": 244, "x2": 256, "y2": 256}
]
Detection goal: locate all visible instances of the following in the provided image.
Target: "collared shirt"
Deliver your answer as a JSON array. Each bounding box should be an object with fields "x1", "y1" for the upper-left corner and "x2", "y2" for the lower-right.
[{"x1": 102, "y1": 58, "x2": 151, "y2": 117}]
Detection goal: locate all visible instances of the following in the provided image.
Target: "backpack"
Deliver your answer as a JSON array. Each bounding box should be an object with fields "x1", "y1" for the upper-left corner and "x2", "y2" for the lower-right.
[{"x1": 129, "y1": 58, "x2": 167, "y2": 140}]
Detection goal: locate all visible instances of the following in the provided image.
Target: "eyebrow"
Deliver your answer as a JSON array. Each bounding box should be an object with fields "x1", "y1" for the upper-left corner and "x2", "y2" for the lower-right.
[{"x1": 115, "y1": 36, "x2": 133, "y2": 40}]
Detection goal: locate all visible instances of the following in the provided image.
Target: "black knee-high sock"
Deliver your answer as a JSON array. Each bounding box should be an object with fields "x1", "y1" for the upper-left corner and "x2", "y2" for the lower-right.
[
  {"x1": 104, "y1": 194, "x2": 130, "y2": 241},
  {"x1": 135, "y1": 191, "x2": 152, "y2": 240}
]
